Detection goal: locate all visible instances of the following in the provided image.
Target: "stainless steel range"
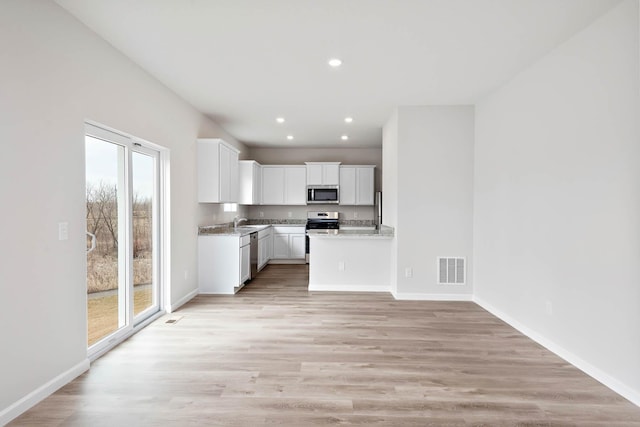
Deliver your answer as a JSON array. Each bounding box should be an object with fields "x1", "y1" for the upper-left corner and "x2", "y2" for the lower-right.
[{"x1": 305, "y1": 211, "x2": 339, "y2": 262}]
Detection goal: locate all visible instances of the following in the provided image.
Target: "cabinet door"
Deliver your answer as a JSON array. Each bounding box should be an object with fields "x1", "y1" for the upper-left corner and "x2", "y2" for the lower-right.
[
  {"x1": 285, "y1": 167, "x2": 307, "y2": 205},
  {"x1": 262, "y1": 167, "x2": 285, "y2": 204},
  {"x1": 253, "y1": 163, "x2": 262, "y2": 205},
  {"x1": 290, "y1": 234, "x2": 306, "y2": 259},
  {"x1": 266, "y1": 234, "x2": 273, "y2": 261},
  {"x1": 240, "y1": 244, "x2": 250, "y2": 283},
  {"x1": 273, "y1": 234, "x2": 290, "y2": 258},
  {"x1": 339, "y1": 167, "x2": 356, "y2": 205},
  {"x1": 306, "y1": 164, "x2": 323, "y2": 185},
  {"x1": 323, "y1": 164, "x2": 340, "y2": 185},
  {"x1": 356, "y1": 167, "x2": 374, "y2": 205},
  {"x1": 219, "y1": 144, "x2": 231, "y2": 202},
  {"x1": 258, "y1": 237, "x2": 266, "y2": 269},
  {"x1": 228, "y1": 148, "x2": 239, "y2": 202},
  {"x1": 197, "y1": 141, "x2": 221, "y2": 202}
]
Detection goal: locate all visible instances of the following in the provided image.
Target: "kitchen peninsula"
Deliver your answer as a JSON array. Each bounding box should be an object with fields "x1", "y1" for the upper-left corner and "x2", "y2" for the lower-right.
[{"x1": 308, "y1": 226, "x2": 394, "y2": 292}]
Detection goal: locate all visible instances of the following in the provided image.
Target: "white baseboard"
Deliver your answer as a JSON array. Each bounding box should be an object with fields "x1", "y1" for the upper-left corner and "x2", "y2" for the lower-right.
[
  {"x1": 0, "y1": 358, "x2": 90, "y2": 426},
  {"x1": 169, "y1": 288, "x2": 199, "y2": 313},
  {"x1": 392, "y1": 292, "x2": 473, "y2": 301},
  {"x1": 473, "y1": 296, "x2": 640, "y2": 408},
  {"x1": 309, "y1": 284, "x2": 390, "y2": 293}
]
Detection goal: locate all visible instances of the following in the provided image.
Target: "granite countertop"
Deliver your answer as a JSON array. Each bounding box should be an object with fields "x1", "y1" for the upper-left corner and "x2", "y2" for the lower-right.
[
  {"x1": 307, "y1": 225, "x2": 394, "y2": 239},
  {"x1": 198, "y1": 221, "x2": 306, "y2": 236},
  {"x1": 199, "y1": 224, "x2": 269, "y2": 236},
  {"x1": 198, "y1": 220, "x2": 391, "y2": 237}
]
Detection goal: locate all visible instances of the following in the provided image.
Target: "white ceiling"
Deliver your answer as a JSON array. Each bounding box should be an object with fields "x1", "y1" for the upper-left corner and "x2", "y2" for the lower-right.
[{"x1": 55, "y1": 0, "x2": 620, "y2": 148}]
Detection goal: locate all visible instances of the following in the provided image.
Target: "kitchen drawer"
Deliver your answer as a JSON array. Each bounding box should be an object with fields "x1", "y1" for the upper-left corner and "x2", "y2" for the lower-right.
[{"x1": 240, "y1": 235, "x2": 250, "y2": 246}]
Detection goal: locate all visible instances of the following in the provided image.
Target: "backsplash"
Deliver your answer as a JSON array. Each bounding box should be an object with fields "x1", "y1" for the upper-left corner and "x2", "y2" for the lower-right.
[{"x1": 247, "y1": 219, "x2": 306, "y2": 225}]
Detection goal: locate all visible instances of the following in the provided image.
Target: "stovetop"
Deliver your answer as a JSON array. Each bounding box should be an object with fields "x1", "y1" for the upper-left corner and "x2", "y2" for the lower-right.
[{"x1": 306, "y1": 211, "x2": 339, "y2": 230}]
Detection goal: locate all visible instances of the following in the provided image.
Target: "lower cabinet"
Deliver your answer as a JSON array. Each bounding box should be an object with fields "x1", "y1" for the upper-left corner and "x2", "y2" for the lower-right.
[
  {"x1": 271, "y1": 226, "x2": 306, "y2": 260},
  {"x1": 258, "y1": 228, "x2": 272, "y2": 271},
  {"x1": 198, "y1": 234, "x2": 250, "y2": 294},
  {"x1": 240, "y1": 241, "x2": 250, "y2": 284}
]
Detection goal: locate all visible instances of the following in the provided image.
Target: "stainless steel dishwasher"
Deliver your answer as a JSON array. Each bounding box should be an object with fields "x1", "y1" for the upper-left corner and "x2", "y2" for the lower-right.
[{"x1": 249, "y1": 232, "x2": 258, "y2": 280}]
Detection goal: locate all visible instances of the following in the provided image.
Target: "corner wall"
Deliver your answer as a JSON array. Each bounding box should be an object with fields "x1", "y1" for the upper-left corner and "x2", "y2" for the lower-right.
[
  {"x1": 384, "y1": 107, "x2": 475, "y2": 299},
  {"x1": 474, "y1": 0, "x2": 640, "y2": 403},
  {"x1": 0, "y1": 0, "x2": 246, "y2": 421}
]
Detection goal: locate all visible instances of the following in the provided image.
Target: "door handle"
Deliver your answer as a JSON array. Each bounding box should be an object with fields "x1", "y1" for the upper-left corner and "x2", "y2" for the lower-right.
[{"x1": 86, "y1": 231, "x2": 96, "y2": 253}]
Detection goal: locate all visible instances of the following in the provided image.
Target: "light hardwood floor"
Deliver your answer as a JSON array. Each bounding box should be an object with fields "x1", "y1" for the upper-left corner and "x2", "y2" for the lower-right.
[{"x1": 11, "y1": 265, "x2": 640, "y2": 426}]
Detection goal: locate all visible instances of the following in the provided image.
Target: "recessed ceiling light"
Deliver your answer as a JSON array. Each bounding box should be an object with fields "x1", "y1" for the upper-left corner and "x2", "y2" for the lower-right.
[
  {"x1": 341, "y1": 135, "x2": 349, "y2": 141},
  {"x1": 287, "y1": 135, "x2": 294, "y2": 141},
  {"x1": 344, "y1": 117, "x2": 353, "y2": 123},
  {"x1": 276, "y1": 117, "x2": 285, "y2": 123},
  {"x1": 328, "y1": 58, "x2": 342, "y2": 67}
]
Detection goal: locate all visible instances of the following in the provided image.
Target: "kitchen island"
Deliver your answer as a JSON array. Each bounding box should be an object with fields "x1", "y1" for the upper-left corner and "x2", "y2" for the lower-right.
[{"x1": 308, "y1": 226, "x2": 394, "y2": 292}]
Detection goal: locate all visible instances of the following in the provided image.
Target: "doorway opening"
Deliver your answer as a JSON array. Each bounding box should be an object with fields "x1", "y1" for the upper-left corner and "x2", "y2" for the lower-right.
[{"x1": 85, "y1": 122, "x2": 167, "y2": 357}]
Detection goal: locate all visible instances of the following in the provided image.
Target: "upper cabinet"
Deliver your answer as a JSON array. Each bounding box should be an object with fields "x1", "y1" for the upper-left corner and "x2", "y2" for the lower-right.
[
  {"x1": 238, "y1": 160, "x2": 262, "y2": 205},
  {"x1": 262, "y1": 166, "x2": 307, "y2": 205},
  {"x1": 339, "y1": 165, "x2": 375, "y2": 205},
  {"x1": 305, "y1": 162, "x2": 340, "y2": 186},
  {"x1": 197, "y1": 139, "x2": 240, "y2": 203}
]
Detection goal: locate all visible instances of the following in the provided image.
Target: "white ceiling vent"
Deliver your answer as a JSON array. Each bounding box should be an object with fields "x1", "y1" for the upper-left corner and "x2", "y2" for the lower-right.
[{"x1": 438, "y1": 257, "x2": 465, "y2": 285}]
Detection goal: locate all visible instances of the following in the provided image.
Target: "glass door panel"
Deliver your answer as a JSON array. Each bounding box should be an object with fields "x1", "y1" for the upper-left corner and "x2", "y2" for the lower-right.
[
  {"x1": 131, "y1": 150, "x2": 159, "y2": 318},
  {"x1": 85, "y1": 136, "x2": 127, "y2": 347}
]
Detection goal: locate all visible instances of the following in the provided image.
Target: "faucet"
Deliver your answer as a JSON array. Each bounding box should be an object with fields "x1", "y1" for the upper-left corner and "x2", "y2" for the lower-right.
[{"x1": 233, "y1": 216, "x2": 247, "y2": 229}]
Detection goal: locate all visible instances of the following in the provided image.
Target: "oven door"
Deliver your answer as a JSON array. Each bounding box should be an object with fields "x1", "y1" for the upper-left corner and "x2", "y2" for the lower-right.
[{"x1": 307, "y1": 186, "x2": 339, "y2": 204}]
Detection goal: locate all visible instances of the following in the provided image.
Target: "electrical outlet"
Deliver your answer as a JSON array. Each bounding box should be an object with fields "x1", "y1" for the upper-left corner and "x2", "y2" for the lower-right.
[
  {"x1": 58, "y1": 222, "x2": 69, "y2": 241},
  {"x1": 288, "y1": 212, "x2": 292, "y2": 218},
  {"x1": 338, "y1": 261, "x2": 345, "y2": 271},
  {"x1": 545, "y1": 301, "x2": 553, "y2": 316},
  {"x1": 184, "y1": 270, "x2": 189, "y2": 281},
  {"x1": 354, "y1": 212, "x2": 358, "y2": 219},
  {"x1": 259, "y1": 211, "x2": 264, "y2": 218},
  {"x1": 405, "y1": 267, "x2": 413, "y2": 278}
]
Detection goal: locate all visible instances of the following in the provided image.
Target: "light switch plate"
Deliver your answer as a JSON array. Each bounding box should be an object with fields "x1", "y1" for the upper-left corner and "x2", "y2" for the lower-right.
[{"x1": 58, "y1": 222, "x2": 69, "y2": 241}]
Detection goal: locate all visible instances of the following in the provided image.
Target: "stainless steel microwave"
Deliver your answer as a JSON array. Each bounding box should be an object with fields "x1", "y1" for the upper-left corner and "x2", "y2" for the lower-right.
[{"x1": 307, "y1": 185, "x2": 339, "y2": 204}]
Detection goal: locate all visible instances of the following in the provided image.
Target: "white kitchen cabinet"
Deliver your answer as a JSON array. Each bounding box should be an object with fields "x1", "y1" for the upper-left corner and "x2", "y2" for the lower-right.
[
  {"x1": 262, "y1": 167, "x2": 284, "y2": 204},
  {"x1": 290, "y1": 234, "x2": 306, "y2": 259},
  {"x1": 261, "y1": 166, "x2": 307, "y2": 205},
  {"x1": 305, "y1": 162, "x2": 340, "y2": 186},
  {"x1": 356, "y1": 167, "x2": 375, "y2": 205},
  {"x1": 339, "y1": 165, "x2": 375, "y2": 206},
  {"x1": 257, "y1": 227, "x2": 272, "y2": 270},
  {"x1": 271, "y1": 226, "x2": 306, "y2": 260},
  {"x1": 238, "y1": 160, "x2": 262, "y2": 205},
  {"x1": 198, "y1": 234, "x2": 250, "y2": 294},
  {"x1": 284, "y1": 167, "x2": 307, "y2": 204},
  {"x1": 272, "y1": 233, "x2": 290, "y2": 258},
  {"x1": 240, "y1": 242, "x2": 250, "y2": 283},
  {"x1": 197, "y1": 139, "x2": 240, "y2": 203}
]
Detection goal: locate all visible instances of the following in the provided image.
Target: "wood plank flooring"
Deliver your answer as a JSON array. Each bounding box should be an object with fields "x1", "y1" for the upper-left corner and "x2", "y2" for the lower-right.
[{"x1": 10, "y1": 264, "x2": 640, "y2": 426}]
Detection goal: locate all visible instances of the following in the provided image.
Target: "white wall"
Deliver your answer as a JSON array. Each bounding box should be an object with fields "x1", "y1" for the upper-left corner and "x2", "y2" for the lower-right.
[
  {"x1": 384, "y1": 107, "x2": 475, "y2": 298},
  {"x1": 382, "y1": 110, "x2": 399, "y2": 293},
  {"x1": 0, "y1": 0, "x2": 246, "y2": 419},
  {"x1": 474, "y1": 0, "x2": 640, "y2": 402}
]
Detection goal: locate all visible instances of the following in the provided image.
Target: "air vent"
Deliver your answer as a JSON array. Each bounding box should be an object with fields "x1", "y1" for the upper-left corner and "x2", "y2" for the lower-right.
[{"x1": 438, "y1": 257, "x2": 465, "y2": 285}]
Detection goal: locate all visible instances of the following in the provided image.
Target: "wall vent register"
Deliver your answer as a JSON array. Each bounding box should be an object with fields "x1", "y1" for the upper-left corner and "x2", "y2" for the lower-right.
[{"x1": 438, "y1": 257, "x2": 465, "y2": 284}]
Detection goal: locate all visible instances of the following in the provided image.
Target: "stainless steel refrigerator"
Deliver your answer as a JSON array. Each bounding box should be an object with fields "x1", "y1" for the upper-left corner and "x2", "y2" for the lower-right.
[{"x1": 374, "y1": 191, "x2": 382, "y2": 229}]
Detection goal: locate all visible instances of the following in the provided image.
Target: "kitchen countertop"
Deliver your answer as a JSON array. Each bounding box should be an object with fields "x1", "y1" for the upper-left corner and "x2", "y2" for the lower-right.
[
  {"x1": 307, "y1": 225, "x2": 394, "y2": 239},
  {"x1": 199, "y1": 223, "x2": 393, "y2": 238},
  {"x1": 198, "y1": 223, "x2": 305, "y2": 236}
]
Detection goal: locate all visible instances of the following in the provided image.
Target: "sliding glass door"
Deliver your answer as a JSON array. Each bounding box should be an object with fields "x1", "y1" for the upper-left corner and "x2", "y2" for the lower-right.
[{"x1": 85, "y1": 124, "x2": 161, "y2": 353}]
